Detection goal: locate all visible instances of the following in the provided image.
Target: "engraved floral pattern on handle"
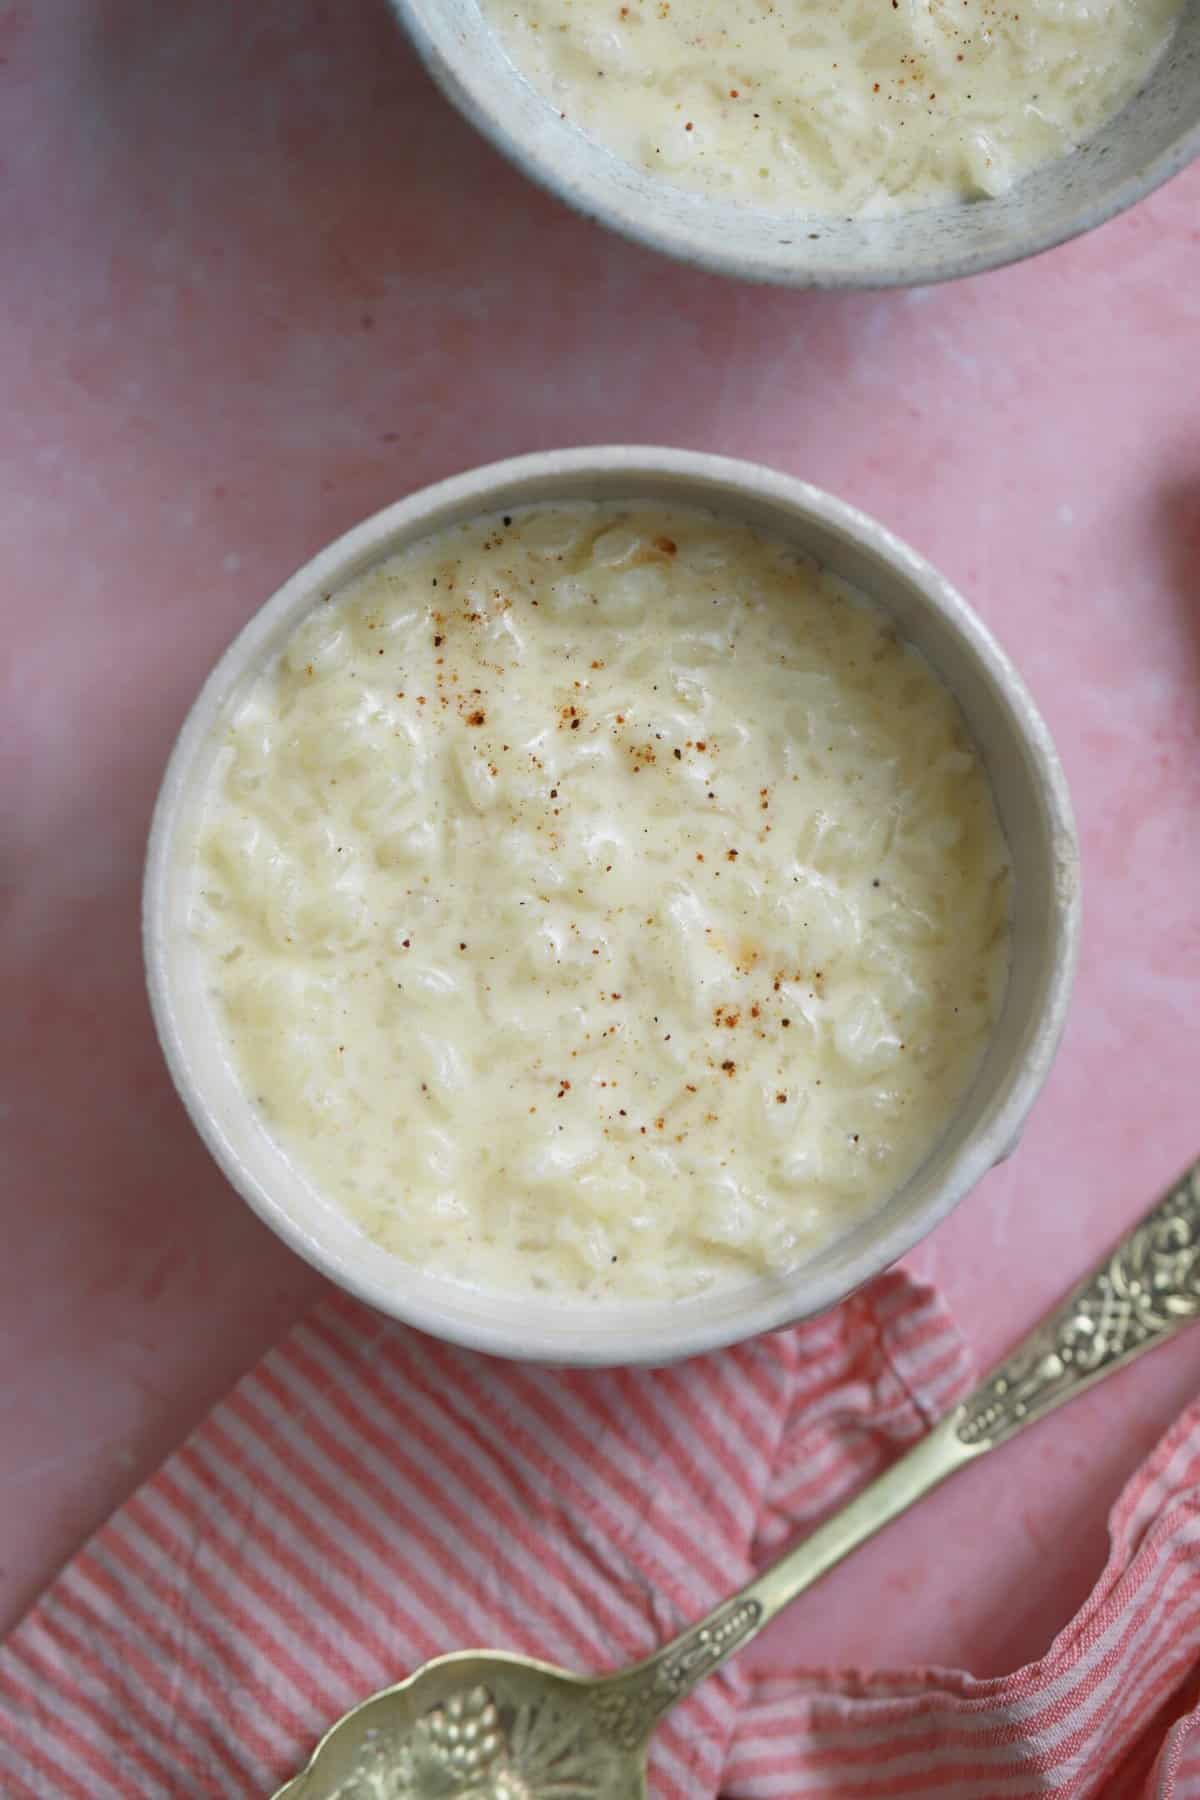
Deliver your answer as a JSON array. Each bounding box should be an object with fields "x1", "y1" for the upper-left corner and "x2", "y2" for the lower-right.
[
  {"x1": 957, "y1": 1162, "x2": 1200, "y2": 1449},
  {"x1": 590, "y1": 1597, "x2": 763, "y2": 1749}
]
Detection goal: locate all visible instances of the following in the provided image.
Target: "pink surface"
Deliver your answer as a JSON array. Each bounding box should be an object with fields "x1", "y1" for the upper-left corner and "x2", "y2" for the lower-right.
[{"x1": 3, "y1": 0, "x2": 1199, "y2": 1687}]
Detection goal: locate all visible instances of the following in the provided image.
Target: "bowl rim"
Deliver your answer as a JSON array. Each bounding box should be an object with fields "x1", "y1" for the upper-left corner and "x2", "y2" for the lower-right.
[
  {"x1": 391, "y1": 0, "x2": 1200, "y2": 288},
  {"x1": 144, "y1": 446, "x2": 1081, "y2": 1364}
]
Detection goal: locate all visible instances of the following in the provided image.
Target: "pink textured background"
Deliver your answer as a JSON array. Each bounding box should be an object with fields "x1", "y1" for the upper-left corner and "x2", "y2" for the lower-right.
[{"x1": 3, "y1": 0, "x2": 1199, "y2": 1687}]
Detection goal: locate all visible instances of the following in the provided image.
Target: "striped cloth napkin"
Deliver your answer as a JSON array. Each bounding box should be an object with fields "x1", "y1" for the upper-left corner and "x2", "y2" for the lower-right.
[{"x1": 3, "y1": 1270, "x2": 1199, "y2": 1798}]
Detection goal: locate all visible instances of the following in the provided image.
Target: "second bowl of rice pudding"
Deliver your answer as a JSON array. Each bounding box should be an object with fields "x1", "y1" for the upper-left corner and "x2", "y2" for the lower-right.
[
  {"x1": 144, "y1": 448, "x2": 1079, "y2": 1364},
  {"x1": 389, "y1": 0, "x2": 1200, "y2": 285}
]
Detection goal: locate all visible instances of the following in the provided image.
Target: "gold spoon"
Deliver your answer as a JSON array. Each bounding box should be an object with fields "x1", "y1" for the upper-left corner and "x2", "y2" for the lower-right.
[{"x1": 273, "y1": 1159, "x2": 1200, "y2": 1800}]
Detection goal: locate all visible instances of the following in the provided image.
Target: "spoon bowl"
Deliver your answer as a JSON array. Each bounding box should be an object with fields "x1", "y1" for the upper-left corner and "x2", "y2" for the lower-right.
[{"x1": 274, "y1": 1651, "x2": 641, "y2": 1799}]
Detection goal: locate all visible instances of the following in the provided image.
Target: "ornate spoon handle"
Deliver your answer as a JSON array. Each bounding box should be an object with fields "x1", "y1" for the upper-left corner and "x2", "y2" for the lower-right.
[{"x1": 592, "y1": 1158, "x2": 1200, "y2": 1747}]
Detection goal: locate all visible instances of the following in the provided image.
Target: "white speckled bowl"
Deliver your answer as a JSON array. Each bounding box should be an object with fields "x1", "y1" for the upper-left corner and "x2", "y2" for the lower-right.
[
  {"x1": 145, "y1": 448, "x2": 1079, "y2": 1365},
  {"x1": 390, "y1": 0, "x2": 1199, "y2": 286}
]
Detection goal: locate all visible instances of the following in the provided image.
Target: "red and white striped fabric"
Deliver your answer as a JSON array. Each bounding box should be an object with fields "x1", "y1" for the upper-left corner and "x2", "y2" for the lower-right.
[{"x1": 2, "y1": 1269, "x2": 1199, "y2": 1798}]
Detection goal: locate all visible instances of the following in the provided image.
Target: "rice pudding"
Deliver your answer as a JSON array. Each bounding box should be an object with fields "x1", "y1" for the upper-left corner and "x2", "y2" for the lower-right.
[
  {"x1": 482, "y1": 0, "x2": 1183, "y2": 212},
  {"x1": 190, "y1": 503, "x2": 1011, "y2": 1299}
]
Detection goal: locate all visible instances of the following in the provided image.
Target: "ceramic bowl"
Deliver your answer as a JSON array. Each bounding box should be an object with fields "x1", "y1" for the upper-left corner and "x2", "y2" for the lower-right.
[
  {"x1": 390, "y1": 0, "x2": 1200, "y2": 286},
  {"x1": 144, "y1": 447, "x2": 1080, "y2": 1364}
]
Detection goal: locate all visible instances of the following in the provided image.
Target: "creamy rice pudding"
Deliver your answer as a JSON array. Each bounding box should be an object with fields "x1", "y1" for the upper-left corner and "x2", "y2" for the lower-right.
[
  {"x1": 190, "y1": 503, "x2": 1011, "y2": 1298},
  {"x1": 482, "y1": 0, "x2": 1182, "y2": 211}
]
